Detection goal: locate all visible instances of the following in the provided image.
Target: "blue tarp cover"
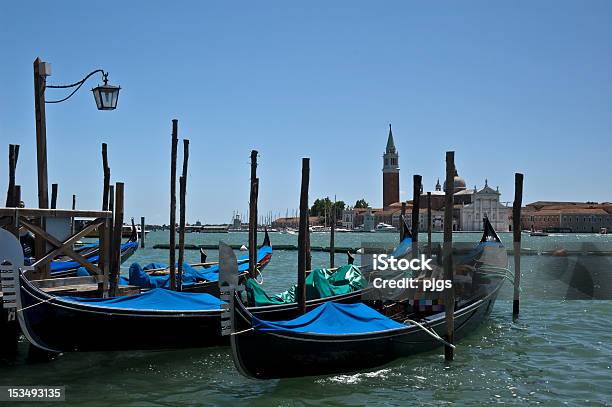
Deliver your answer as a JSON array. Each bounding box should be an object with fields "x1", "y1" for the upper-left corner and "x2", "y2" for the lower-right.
[
  {"x1": 127, "y1": 245, "x2": 272, "y2": 289},
  {"x1": 50, "y1": 241, "x2": 138, "y2": 273},
  {"x1": 391, "y1": 236, "x2": 412, "y2": 258},
  {"x1": 252, "y1": 302, "x2": 406, "y2": 335},
  {"x1": 62, "y1": 288, "x2": 224, "y2": 311}
]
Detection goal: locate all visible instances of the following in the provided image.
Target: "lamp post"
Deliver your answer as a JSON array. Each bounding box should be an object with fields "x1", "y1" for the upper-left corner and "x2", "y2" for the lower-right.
[{"x1": 32, "y1": 57, "x2": 120, "y2": 277}]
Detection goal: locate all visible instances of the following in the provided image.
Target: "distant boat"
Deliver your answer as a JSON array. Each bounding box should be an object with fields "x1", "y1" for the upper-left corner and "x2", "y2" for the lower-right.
[
  {"x1": 309, "y1": 225, "x2": 326, "y2": 233},
  {"x1": 530, "y1": 231, "x2": 549, "y2": 237},
  {"x1": 374, "y1": 223, "x2": 396, "y2": 233},
  {"x1": 600, "y1": 227, "x2": 608, "y2": 235}
]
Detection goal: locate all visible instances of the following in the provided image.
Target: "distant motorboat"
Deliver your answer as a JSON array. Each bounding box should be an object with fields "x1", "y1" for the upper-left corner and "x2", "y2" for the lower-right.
[
  {"x1": 374, "y1": 223, "x2": 396, "y2": 233},
  {"x1": 309, "y1": 225, "x2": 326, "y2": 233},
  {"x1": 530, "y1": 231, "x2": 549, "y2": 237},
  {"x1": 601, "y1": 227, "x2": 608, "y2": 235}
]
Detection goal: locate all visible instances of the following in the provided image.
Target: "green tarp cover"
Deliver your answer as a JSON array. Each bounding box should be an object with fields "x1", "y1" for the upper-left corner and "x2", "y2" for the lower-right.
[{"x1": 245, "y1": 264, "x2": 366, "y2": 307}]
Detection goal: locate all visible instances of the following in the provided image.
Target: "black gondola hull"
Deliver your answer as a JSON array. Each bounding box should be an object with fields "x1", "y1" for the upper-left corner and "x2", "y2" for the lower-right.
[
  {"x1": 232, "y1": 285, "x2": 502, "y2": 379},
  {"x1": 17, "y1": 274, "x2": 367, "y2": 352}
]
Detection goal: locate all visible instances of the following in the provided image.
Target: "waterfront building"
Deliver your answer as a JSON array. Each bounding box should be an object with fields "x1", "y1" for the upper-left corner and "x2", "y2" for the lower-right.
[{"x1": 520, "y1": 202, "x2": 612, "y2": 232}]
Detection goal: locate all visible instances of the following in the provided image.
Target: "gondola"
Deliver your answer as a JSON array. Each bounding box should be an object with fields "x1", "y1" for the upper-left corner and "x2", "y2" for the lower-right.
[
  {"x1": 227, "y1": 217, "x2": 508, "y2": 379},
  {"x1": 125, "y1": 230, "x2": 273, "y2": 295},
  {"x1": 46, "y1": 221, "x2": 139, "y2": 278},
  {"x1": 10, "y1": 224, "x2": 413, "y2": 353}
]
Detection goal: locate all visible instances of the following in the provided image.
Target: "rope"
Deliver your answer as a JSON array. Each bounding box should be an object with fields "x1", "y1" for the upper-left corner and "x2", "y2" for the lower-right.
[
  {"x1": 477, "y1": 265, "x2": 518, "y2": 288},
  {"x1": 17, "y1": 297, "x2": 52, "y2": 312},
  {"x1": 254, "y1": 266, "x2": 264, "y2": 285},
  {"x1": 403, "y1": 318, "x2": 456, "y2": 349},
  {"x1": 231, "y1": 327, "x2": 254, "y2": 336}
]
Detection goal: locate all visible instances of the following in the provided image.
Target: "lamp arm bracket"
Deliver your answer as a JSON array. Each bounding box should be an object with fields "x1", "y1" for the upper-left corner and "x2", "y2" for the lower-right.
[{"x1": 45, "y1": 69, "x2": 107, "y2": 104}]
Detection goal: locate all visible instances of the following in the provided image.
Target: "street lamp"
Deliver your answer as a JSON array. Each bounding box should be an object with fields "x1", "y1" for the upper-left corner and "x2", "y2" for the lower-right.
[
  {"x1": 45, "y1": 67, "x2": 121, "y2": 110},
  {"x1": 92, "y1": 73, "x2": 121, "y2": 110},
  {"x1": 32, "y1": 57, "x2": 121, "y2": 276}
]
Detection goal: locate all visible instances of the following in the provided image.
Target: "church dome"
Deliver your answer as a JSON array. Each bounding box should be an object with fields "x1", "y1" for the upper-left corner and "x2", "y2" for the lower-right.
[
  {"x1": 453, "y1": 175, "x2": 466, "y2": 191},
  {"x1": 444, "y1": 170, "x2": 467, "y2": 193}
]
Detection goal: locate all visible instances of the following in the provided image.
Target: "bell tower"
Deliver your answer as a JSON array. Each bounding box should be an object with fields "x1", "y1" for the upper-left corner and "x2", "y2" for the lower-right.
[{"x1": 382, "y1": 124, "x2": 399, "y2": 209}]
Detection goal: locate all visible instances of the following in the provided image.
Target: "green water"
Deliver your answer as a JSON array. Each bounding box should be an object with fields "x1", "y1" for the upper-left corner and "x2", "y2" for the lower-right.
[{"x1": 2, "y1": 231, "x2": 612, "y2": 406}]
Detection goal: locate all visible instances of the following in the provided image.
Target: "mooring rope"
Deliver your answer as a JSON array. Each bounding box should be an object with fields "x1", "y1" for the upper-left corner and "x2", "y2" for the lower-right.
[
  {"x1": 231, "y1": 327, "x2": 254, "y2": 336},
  {"x1": 477, "y1": 265, "x2": 518, "y2": 288},
  {"x1": 16, "y1": 297, "x2": 53, "y2": 312},
  {"x1": 402, "y1": 318, "x2": 456, "y2": 349}
]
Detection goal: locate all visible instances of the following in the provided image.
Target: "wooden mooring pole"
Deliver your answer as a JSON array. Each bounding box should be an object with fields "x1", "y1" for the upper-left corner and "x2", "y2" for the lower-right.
[
  {"x1": 443, "y1": 151, "x2": 455, "y2": 361},
  {"x1": 50, "y1": 183, "x2": 58, "y2": 209},
  {"x1": 249, "y1": 150, "x2": 258, "y2": 278},
  {"x1": 140, "y1": 216, "x2": 146, "y2": 248},
  {"x1": 102, "y1": 143, "x2": 110, "y2": 211},
  {"x1": 411, "y1": 175, "x2": 422, "y2": 257},
  {"x1": 297, "y1": 158, "x2": 310, "y2": 314},
  {"x1": 5, "y1": 144, "x2": 20, "y2": 207},
  {"x1": 169, "y1": 119, "x2": 178, "y2": 290},
  {"x1": 400, "y1": 201, "x2": 406, "y2": 241},
  {"x1": 330, "y1": 196, "x2": 336, "y2": 268},
  {"x1": 109, "y1": 182, "x2": 124, "y2": 297},
  {"x1": 427, "y1": 191, "x2": 432, "y2": 258},
  {"x1": 177, "y1": 139, "x2": 190, "y2": 291},
  {"x1": 513, "y1": 173, "x2": 524, "y2": 317},
  {"x1": 71, "y1": 194, "x2": 76, "y2": 235}
]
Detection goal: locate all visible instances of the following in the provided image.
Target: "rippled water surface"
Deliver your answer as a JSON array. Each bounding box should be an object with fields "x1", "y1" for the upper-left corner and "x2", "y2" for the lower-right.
[{"x1": 2, "y1": 231, "x2": 611, "y2": 406}]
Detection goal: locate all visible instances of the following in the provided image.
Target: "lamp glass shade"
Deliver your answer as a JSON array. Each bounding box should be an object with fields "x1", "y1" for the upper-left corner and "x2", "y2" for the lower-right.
[{"x1": 92, "y1": 84, "x2": 120, "y2": 110}]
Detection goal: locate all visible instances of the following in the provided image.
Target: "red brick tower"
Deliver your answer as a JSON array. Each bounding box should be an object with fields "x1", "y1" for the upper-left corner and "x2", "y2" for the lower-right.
[{"x1": 383, "y1": 124, "x2": 399, "y2": 209}]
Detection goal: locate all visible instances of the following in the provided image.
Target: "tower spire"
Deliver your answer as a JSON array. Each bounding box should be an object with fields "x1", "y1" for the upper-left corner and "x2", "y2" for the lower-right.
[{"x1": 386, "y1": 123, "x2": 396, "y2": 153}]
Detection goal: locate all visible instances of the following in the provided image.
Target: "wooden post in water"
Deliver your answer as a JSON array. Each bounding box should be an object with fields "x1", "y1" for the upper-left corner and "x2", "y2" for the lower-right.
[
  {"x1": 305, "y1": 213, "x2": 311, "y2": 271},
  {"x1": 400, "y1": 201, "x2": 406, "y2": 241},
  {"x1": 140, "y1": 216, "x2": 146, "y2": 248},
  {"x1": 513, "y1": 173, "x2": 524, "y2": 317},
  {"x1": 169, "y1": 119, "x2": 178, "y2": 290},
  {"x1": 110, "y1": 182, "x2": 124, "y2": 297},
  {"x1": 297, "y1": 158, "x2": 310, "y2": 314},
  {"x1": 71, "y1": 194, "x2": 76, "y2": 235},
  {"x1": 443, "y1": 151, "x2": 455, "y2": 361},
  {"x1": 411, "y1": 175, "x2": 422, "y2": 257},
  {"x1": 427, "y1": 191, "x2": 432, "y2": 258},
  {"x1": 249, "y1": 150, "x2": 258, "y2": 278},
  {"x1": 108, "y1": 186, "x2": 115, "y2": 217},
  {"x1": 177, "y1": 139, "x2": 190, "y2": 291},
  {"x1": 14, "y1": 186, "x2": 21, "y2": 208},
  {"x1": 101, "y1": 143, "x2": 110, "y2": 211},
  {"x1": 5, "y1": 144, "x2": 20, "y2": 207},
  {"x1": 330, "y1": 196, "x2": 336, "y2": 268},
  {"x1": 50, "y1": 183, "x2": 58, "y2": 209}
]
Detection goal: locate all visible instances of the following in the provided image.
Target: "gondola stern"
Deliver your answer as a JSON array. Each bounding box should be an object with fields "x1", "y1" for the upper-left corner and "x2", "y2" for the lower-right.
[
  {"x1": 480, "y1": 216, "x2": 502, "y2": 243},
  {"x1": 261, "y1": 228, "x2": 271, "y2": 249},
  {"x1": 401, "y1": 218, "x2": 413, "y2": 242}
]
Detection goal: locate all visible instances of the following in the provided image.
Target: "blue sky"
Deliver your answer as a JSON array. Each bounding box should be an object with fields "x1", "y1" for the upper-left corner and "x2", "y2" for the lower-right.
[{"x1": 1, "y1": 1, "x2": 611, "y2": 224}]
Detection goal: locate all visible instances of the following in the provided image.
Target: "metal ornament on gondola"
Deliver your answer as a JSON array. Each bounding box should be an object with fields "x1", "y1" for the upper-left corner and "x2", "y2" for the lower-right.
[{"x1": 218, "y1": 241, "x2": 241, "y2": 336}]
